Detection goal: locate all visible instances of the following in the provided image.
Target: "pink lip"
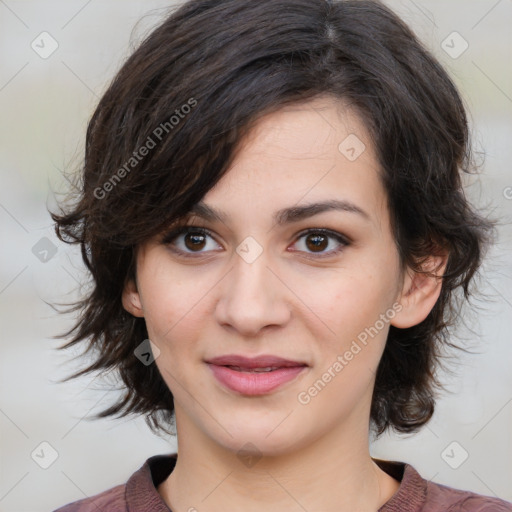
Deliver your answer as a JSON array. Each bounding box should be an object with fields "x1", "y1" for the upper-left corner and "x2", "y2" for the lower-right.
[{"x1": 206, "y1": 354, "x2": 308, "y2": 396}]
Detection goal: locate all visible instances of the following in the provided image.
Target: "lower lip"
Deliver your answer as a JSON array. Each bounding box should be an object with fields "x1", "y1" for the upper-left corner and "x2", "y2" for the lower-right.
[{"x1": 207, "y1": 364, "x2": 307, "y2": 395}]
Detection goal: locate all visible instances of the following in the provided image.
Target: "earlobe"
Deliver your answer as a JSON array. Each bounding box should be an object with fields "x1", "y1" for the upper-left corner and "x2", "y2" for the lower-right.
[
  {"x1": 122, "y1": 278, "x2": 144, "y2": 318},
  {"x1": 391, "y1": 254, "x2": 448, "y2": 329}
]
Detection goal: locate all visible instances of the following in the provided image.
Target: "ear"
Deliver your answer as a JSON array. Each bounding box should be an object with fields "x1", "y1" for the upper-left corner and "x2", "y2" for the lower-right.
[
  {"x1": 391, "y1": 252, "x2": 448, "y2": 329},
  {"x1": 122, "y1": 277, "x2": 144, "y2": 318}
]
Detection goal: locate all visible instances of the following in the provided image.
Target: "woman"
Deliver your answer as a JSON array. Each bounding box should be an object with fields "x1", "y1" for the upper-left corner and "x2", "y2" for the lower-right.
[{"x1": 51, "y1": 0, "x2": 512, "y2": 510}]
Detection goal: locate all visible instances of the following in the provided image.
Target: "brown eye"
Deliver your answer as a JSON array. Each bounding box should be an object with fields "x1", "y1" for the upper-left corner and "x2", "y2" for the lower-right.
[
  {"x1": 291, "y1": 229, "x2": 350, "y2": 258},
  {"x1": 305, "y1": 233, "x2": 328, "y2": 252},
  {"x1": 184, "y1": 232, "x2": 207, "y2": 251},
  {"x1": 161, "y1": 226, "x2": 221, "y2": 255}
]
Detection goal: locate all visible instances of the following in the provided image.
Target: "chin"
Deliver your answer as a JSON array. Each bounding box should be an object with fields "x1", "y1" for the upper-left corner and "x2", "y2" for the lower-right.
[
  {"x1": 206, "y1": 414, "x2": 310, "y2": 458},
  {"x1": 220, "y1": 434, "x2": 301, "y2": 459}
]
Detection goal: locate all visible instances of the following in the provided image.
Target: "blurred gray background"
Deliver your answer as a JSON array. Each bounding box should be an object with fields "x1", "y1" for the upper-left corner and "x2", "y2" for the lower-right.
[{"x1": 0, "y1": 1, "x2": 511, "y2": 511}]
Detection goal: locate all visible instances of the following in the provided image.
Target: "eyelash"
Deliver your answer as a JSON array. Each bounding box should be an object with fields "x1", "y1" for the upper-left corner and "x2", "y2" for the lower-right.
[{"x1": 161, "y1": 225, "x2": 350, "y2": 259}]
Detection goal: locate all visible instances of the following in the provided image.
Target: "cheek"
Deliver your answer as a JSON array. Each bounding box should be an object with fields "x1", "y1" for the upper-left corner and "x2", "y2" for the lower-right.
[
  {"x1": 145, "y1": 295, "x2": 206, "y2": 355},
  {"x1": 319, "y1": 273, "x2": 393, "y2": 325},
  {"x1": 304, "y1": 261, "x2": 399, "y2": 357},
  {"x1": 138, "y1": 262, "x2": 209, "y2": 355},
  {"x1": 298, "y1": 272, "x2": 396, "y2": 414},
  {"x1": 144, "y1": 276, "x2": 210, "y2": 398}
]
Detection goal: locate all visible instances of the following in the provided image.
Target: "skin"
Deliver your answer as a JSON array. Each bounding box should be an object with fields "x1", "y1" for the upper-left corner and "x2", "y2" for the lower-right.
[{"x1": 123, "y1": 95, "x2": 446, "y2": 512}]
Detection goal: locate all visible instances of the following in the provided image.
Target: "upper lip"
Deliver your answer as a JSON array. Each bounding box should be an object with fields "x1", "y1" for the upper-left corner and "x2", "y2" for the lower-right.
[{"x1": 206, "y1": 354, "x2": 308, "y2": 369}]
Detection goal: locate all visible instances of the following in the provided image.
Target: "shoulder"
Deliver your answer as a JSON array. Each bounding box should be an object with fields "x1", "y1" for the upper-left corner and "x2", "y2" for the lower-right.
[
  {"x1": 52, "y1": 453, "x2": 177, "y2": 512},
  {"x1": 52, "y1": 484, "x2": 126, "y2": 512},
  {"x1": 426, "y1": 479, "x2": 512, "y2": 512},
  {"x1": 374, "y1": 459, "x2": 512, "y2": 512}
]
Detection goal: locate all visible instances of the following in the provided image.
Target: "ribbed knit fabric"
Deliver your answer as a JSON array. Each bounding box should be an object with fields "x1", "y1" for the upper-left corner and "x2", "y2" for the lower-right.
[{"x1": 53, "y1": 453, "x2": 512, "y2": 511}]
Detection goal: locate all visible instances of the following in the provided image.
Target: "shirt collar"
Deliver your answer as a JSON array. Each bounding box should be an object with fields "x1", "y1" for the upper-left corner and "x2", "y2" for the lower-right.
[
  {"x1": 126, "y1": 454, "x2": 176, "y2": 512},
  {"x1": 373, "y1": 458, "x2": 426, "y2": 512},
  {"x1": 126, "y1": 454, "x2": 426, "y2": 512}
]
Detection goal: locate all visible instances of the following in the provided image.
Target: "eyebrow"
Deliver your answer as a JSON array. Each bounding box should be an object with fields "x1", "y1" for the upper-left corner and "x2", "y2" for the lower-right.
[{"x1": 187, "y1": 199, "x2": 370, "y2": 226}]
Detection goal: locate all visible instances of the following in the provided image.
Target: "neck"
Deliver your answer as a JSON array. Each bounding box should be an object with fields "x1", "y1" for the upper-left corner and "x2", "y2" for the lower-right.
[{"x1": 158, "y1": 410, "x2": 400, "y2": 512}]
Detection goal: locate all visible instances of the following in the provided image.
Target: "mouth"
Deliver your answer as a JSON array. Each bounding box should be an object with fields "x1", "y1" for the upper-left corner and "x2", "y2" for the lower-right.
[
  {"x1": 221, "y1": 365, "x2": 288, "y2": 373},
  {"x1": 205, "y1": 354, "x2": 308, "y2": 395}
]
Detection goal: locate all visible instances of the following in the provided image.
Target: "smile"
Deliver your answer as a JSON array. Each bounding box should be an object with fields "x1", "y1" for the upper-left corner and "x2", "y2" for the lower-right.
[
  {"x1": 226, "y1": 366, "x2": 281, "y2": 372},
  {"x1": 205, "y1": 354, "x2": 308, "y2": 395}
]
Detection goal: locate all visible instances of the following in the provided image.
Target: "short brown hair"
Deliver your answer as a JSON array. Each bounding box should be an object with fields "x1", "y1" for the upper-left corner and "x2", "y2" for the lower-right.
[{"x1": 51, "y1": 0, "x2": 494, "y2": 437}]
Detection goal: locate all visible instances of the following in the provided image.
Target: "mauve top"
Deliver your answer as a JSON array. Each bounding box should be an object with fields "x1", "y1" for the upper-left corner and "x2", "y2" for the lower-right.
[{"x1": 53, "y1": 453, "x2": 512, "y2": 511}]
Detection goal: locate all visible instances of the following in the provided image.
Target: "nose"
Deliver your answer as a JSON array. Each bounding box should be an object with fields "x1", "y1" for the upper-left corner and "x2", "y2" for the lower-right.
[{"x1": 214, "y1": 248, "x2": 291, "y2": 337}]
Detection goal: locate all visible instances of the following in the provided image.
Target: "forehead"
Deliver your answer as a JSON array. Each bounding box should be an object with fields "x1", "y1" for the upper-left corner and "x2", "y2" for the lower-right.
[
  {"x1": 203, "y1": 96, "x2": 388, "y2": 228},
  {"x1": 241, "y1": 96, "x2": 372, "y2": 157}
]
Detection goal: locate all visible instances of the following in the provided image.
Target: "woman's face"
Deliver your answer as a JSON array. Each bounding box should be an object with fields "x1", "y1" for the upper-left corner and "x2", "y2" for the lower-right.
[{"x1": 123, "y1": 96, "x2": 408, "y2": 456}]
